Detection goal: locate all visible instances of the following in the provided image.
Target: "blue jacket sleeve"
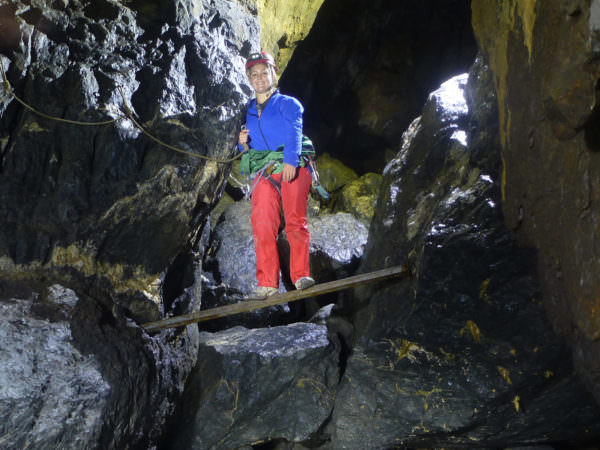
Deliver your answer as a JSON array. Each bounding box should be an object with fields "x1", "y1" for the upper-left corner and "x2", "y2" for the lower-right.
[{"x1": 279, "y1": 96, "x2": 304, "y2": 167}]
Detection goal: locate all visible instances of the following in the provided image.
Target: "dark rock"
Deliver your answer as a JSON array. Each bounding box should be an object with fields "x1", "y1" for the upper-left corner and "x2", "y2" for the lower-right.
[
  {"x1": 327, "y1": 59, "x2": 600, "y2": 447},
  {"x1": 171, "y1": 323, "x2": 340, "y2": 449},
  {"x1": 472, "y1": 0, "x2": 600, "y2": 406},
  {"x1": 0, "y1": 282, "x2": 198, "y2": 449},
  {"x1": 0, "y1": 0, "x2": 259, "y2": 320}
]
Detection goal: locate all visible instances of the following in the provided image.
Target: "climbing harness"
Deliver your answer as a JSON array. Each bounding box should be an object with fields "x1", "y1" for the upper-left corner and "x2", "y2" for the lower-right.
[{"x1": 0, "y1": 58, "x2": 246, "y2": 164}]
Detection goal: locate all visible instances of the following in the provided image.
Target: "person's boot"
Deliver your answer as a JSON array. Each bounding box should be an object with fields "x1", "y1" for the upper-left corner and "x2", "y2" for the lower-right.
[{"x1": 245, "y1": 286, "x2": 279, "y2": 300}]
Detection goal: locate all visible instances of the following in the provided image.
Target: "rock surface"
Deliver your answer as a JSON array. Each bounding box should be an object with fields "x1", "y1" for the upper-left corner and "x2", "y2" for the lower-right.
[
  {"x1": 334, "y1": 172, "x2": 382, "y2": 223},
  {"x1": 256, "y1": 0, "x2": 325, "y2": 73},
  {"x1": 0, "y1": 0, "x2": 257, "y2": 321},
  {"x1": 0, "y1": 282, "x2": 199, "y2": 449},
  {"x1": 170, "y1": 323, "x2": 339, "y2": 449},
  {"x1": 471, "y1": 1, "x2": 600, "y2": 405},
  {"x1": 326, "y1": 61, "x2": 600, "y2": 447}
]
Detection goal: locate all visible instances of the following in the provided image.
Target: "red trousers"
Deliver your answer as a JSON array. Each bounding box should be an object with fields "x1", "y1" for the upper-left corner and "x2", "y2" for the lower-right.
[{"x1": 251, "y1": 167, "x2": 312, "y2": 288}]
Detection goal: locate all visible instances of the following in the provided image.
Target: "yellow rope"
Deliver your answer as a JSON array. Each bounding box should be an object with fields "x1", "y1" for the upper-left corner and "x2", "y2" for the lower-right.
[{"x1": 0, "y1": 58, "x2": 246, "y2": 164}]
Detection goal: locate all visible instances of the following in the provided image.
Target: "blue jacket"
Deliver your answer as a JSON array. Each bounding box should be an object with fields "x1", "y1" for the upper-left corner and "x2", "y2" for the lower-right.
[{"x1": 239, "y1": 91, "x2": 304, "y2": 167}]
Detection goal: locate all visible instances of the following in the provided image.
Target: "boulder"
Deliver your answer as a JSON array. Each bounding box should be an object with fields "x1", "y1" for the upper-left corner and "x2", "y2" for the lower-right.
[
  {"x1": 170, "y1": 323, "x2": 339, "y2": 449},
  {"x1": 327, "y1": 60, "x2": 600, "y2": 447},
  {"x1": 314, "y1": 153, "x2": 358, "y2": 195},
  {"x1": 0, "y1": 282, "x2": 198, "y2": 449}
]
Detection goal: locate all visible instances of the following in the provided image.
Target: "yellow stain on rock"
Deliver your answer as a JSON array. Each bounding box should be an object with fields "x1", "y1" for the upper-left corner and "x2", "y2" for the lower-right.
[
  {"x1": 479, "y1": 278, "x2": 491, "y2": 301},
  {"x1": 513, "y1": 395, "x2": 521, "y2": 412},
  {"x1": 472, "y1": 1, "x2": 536, "y2": 203},
  {"x1": 256, "y1": 0, "x2": 325, "y2": 73},
  {"x1": 0, "y1": 246, "x2": 162, "y2": 307},
  {"x1": 218, "y1": 378, "x2": 240, "y2": 423},
  {"x1": 297, "y1": 377, "x2": 329, "y2": 398},
  {"x1": 50, "y1": 244, "x2": 160, "y2": 301},
  {"x1": 460, "y1": 320, "x2": 482, "y2": 343},
  {"x1": 415, "y1": 388, "x2": 443, "y2": 412},
  {"x1": 497, "y1": 366, "x2": 512, "y2": 385},
  {"x1": 386, "y1": 338, "x2": 432, "y2": 364}
]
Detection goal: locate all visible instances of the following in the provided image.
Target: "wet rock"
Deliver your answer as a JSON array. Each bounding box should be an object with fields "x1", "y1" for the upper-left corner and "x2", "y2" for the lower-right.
[
  {"x1": 171, "y1": 323, "x2": 339, "y2": 449},
  {"x1": 0, "y1": 0, "x2": 258, "y2": 320},
  {"x1": 0, "y1": 286, "x2": 108, "y2": 449},
  {"x1": 327, "y1": 60, "x2": 600, "y2": 447},
  {"x1": 0, "y1": 282, "x2": 198, "y2": 449},
  {"x1": 306, "y1": 212, "x2": 368, "y2": 283}
]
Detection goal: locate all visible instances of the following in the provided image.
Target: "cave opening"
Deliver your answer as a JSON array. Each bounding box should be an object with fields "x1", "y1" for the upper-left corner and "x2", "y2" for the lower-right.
[{"x1": 279, "y1": 0, "x2": 477, "y2": 174}]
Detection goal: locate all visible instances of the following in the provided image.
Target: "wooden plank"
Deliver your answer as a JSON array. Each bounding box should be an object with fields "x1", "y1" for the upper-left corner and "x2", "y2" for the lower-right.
[{"x1": 143, "y1": 265, "x2": 409, "y2": 333}]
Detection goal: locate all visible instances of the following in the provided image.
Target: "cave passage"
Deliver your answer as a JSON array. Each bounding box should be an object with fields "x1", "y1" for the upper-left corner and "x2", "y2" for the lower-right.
[{"x1": 279, "y1": 0, "x2": 477, "y2": 174}]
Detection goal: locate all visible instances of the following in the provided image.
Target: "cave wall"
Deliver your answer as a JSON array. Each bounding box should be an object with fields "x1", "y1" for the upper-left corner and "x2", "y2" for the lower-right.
[
  {"x1": 471, "y1": 1, "x2": 600, "y2": 401},
  {"x1": 0, "y1": 0, "x2": 258, "y2": 321}
]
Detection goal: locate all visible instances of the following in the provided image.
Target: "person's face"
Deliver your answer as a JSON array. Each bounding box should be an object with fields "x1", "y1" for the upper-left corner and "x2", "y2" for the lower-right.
[{"x1": 248, "y1": 63, "x2": 274, "y2": 94}]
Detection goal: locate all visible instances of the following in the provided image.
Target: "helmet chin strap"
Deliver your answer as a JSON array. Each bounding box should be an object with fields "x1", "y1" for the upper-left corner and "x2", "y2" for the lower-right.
[{"x1": 256, "y1": 86, "x2": 276, "y2": 103}]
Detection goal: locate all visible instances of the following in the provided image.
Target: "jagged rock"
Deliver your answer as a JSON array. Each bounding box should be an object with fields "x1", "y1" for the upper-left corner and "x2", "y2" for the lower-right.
[
  {"x1": 327, "y1": 61, "x2": 600, "y2": 447},
  {"x1": 209, "y1": 190, "x2": 235, "y2": 229},
  {"x1": 305, "y1": 212, "x2": 367, "y2": 282},
  {"x1": 334, "y1": 172, "x2": 382, "y2": 223},
  {"x1": 170, "y1": 323, "x2": 339, "y2": 450},
  {"x1": 205, "y1": 201, "x2": 257, "y2": 295},
  {"x1": 0, "y1": 0, "x2": 258, "y2": 320},
  {"x1": 0, "y1": 282, "x2": 198, "y2": 449},
  {"x1": 472, "y1": 1, "x2": 600, "y2": 403}
]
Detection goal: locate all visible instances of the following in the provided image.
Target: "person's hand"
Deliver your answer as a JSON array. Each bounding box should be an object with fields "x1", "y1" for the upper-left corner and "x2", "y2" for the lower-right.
[
  {"x1": 281, "y1": 163, "x2": 297, "y2": 182},
  {"x1": 238, "y1": 128, "x2": 249, "y2": 146}
]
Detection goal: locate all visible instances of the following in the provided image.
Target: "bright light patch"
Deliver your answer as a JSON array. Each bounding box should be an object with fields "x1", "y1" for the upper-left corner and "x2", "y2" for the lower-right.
[
  {"x1": 451, "y1": 130, "x2": 468, "y2": 146},
  {"x1": 434, "y1": 73, "x2": 469, "y2": 115}
]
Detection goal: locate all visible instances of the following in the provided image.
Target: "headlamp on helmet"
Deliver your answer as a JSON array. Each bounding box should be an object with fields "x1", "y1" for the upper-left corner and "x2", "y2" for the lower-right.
[{"x1": 245, "y1": 51, "x2": 277, "y2": 71}]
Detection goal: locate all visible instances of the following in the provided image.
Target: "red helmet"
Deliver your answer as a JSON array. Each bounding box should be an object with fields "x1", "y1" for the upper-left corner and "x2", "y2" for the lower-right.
[{"x1": 245, "y1": 51, "x2": 276, "y2": 71}]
